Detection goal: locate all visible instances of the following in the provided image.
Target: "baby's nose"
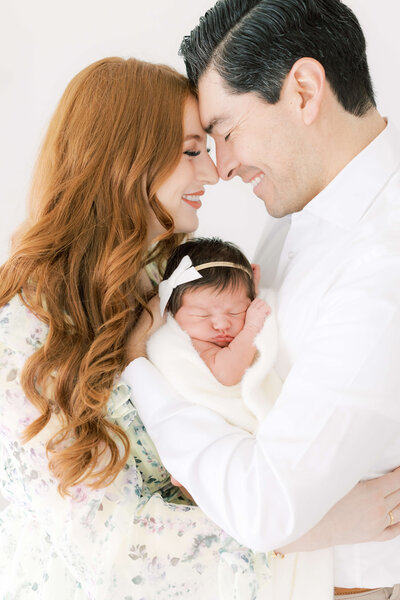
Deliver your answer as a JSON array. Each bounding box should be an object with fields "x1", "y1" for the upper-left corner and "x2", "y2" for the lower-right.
[{"x1": 212, "y1": 315, "x2": 231, "y2": 331}]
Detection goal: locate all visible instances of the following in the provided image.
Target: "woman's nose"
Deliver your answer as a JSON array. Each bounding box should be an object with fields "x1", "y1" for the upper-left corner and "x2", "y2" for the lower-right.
[{"x1": 197, "y1": 151, "x2": 219, "y2": 185}]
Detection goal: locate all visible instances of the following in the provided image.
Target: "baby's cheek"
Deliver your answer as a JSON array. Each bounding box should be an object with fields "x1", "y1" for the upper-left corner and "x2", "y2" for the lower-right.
[{"x1": 238, "y1": 315, "x2": 247, "y2": 331}]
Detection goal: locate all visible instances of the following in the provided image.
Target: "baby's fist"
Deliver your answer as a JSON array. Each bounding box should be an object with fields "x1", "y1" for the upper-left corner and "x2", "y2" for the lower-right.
[{"x1": 245, "y1": 298, "x2": 270, "y2": 333}]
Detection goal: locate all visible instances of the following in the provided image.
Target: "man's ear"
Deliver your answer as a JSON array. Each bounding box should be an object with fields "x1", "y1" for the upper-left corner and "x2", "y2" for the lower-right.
[{"x1": 285, "y1": 58, "x2": 325, "y2": 126}]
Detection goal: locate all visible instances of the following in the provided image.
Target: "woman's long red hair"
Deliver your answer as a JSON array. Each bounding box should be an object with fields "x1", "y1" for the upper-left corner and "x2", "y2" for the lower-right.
[{"x1": 0, "y1": 57, "x2": 190, "y2": 495}]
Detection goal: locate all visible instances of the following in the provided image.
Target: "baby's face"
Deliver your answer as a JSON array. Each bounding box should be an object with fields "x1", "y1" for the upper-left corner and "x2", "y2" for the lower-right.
[{"x1": 175, "y1": 283, "x2": 251, "y2": 347}]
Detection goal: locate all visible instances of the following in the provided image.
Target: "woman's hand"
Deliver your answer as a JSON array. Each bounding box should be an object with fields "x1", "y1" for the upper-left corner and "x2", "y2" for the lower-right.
[
  {"x1": 276, "y1": 467, "x2": 400, "y2": 554},
  {"x1": 125, "y1": 296, "x2": 165, "y2": 362},
  {"x1": 170, "y1": 476, "x2": 195, "y2": 503},
  {"x1": 251, "y1": 263, "x2": 261, "y2": 294}
]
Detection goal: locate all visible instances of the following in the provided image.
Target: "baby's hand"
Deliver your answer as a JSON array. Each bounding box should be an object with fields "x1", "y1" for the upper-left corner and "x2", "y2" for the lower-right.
[{"x1": 244, "y1": 298, "x2": 270, "y2": 333}]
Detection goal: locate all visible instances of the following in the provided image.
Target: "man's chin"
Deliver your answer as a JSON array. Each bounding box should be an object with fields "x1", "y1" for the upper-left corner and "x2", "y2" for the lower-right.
[{"x1": 260, "y1": 195, "x2": 292, "y2": 219}]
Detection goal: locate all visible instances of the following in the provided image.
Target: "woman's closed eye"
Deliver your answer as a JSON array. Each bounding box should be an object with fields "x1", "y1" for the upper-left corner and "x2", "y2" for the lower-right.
[{"x1": 184, "y1": 148, "x2": 211, "y2": 157}]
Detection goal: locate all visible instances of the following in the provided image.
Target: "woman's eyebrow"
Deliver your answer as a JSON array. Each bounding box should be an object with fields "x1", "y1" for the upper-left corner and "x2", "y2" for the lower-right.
[{"x1": 184, "y1": 133, "x2": 204, "y2": 142}]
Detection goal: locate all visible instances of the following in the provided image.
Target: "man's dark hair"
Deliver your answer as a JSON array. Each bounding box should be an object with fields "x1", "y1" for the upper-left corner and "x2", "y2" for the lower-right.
[
  {"x1": 179, "y1": 0, "x2": 375, "y2": 117},
  {"x1": 164, "y1": 237, "x2": 256, "y2": 316}
]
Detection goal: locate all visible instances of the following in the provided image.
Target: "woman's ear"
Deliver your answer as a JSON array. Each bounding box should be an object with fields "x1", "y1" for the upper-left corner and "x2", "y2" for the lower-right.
[
  {"x1": 251, "y1": 263, "x2": 261, "y2": 294},
  {"x1": 285, "y1": 57, "x2": 326, "y2": 126}
]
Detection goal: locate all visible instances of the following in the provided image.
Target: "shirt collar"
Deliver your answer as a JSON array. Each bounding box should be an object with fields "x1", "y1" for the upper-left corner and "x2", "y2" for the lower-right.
[{"x1": 302, "y1": 120, "x2": 400, "y2": 229}]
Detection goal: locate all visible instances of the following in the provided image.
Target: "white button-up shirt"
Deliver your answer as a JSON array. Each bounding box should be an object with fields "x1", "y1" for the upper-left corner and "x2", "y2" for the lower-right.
[{"x1": 125, "y1": 121, "x2": 400, "y2": 588}]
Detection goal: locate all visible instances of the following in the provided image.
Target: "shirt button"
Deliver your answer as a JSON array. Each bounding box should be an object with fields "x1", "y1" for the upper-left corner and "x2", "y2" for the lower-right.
[{"x1": 288, "y1": 251, "x2": 295, "y2": 260}]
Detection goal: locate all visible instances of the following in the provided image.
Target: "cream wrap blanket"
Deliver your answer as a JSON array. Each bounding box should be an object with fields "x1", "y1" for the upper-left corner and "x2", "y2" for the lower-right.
[
  {"x1": 147, "y1": 288, "x2": 282, "y2": 434},
  {"x1": 147, "y1": 288, "x2": 334, "y2": 600}
]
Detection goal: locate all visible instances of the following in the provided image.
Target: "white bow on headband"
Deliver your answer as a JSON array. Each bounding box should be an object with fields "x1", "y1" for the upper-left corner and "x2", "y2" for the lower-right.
[{"x1": 158, "y1": 255, "x2": 202, "y2": 316}]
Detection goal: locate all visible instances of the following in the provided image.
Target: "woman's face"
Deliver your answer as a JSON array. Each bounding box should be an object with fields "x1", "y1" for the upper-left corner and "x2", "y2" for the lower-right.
[{"x1": 151, "y1": 95, "x2": 218, "y2": 238}]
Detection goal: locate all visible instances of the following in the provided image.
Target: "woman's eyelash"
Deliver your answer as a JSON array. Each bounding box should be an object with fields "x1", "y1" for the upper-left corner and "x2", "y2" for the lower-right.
[
  {"x1": 224, "y1": 133, "x2": 231, "y2": 142},
  {"x1": 184, "y1": 148, "x2": 211, "y2": 157}
]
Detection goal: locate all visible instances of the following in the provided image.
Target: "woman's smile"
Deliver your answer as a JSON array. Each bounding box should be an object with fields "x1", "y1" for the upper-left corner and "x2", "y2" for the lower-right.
[{"x1": 181, "y1": 190, "x2": 204, "y2": 208}]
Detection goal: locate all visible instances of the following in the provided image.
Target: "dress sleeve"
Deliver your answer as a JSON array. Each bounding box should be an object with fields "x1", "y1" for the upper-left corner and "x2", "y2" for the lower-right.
[{"x1": 0, "y1": 296, "x2": 270, "y2": 600}]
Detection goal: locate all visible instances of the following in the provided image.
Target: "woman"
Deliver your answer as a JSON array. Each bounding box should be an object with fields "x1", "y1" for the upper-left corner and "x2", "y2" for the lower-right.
[{"x1": 0, "y1": 57, "x2": 399, "y2": 599}]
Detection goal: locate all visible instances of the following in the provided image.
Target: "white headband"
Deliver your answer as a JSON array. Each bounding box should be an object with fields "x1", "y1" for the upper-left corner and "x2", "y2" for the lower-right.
[{"x1": 158, "y1": 255, "x2": 252, "y2": 316}]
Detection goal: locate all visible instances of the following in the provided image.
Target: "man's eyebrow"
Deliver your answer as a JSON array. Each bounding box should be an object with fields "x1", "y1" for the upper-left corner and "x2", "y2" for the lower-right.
[{"x1": 205, "y1": 118, "x2": 226, "y2": 135}]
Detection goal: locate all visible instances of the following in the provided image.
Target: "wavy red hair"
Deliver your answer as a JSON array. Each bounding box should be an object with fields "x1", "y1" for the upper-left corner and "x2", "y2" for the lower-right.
[{"x1": 0, "y1": 57, "x2": 191, "y2": 495}]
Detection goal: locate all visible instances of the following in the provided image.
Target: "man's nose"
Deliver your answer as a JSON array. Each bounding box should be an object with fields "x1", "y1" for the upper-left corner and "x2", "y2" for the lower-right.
[{"x1": 216, "y1": 142, "x2": 239, "y2": 181}]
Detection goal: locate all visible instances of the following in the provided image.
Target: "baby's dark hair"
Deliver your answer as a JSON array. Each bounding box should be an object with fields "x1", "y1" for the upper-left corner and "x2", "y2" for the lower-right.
[{"x1": 163, "y1": 237, "x2": 256, "y2": 316}]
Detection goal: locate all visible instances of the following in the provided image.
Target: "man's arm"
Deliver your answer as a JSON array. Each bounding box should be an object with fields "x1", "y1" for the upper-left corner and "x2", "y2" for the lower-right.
[{"x1": 123, "y1": 259, "x2": 400, "y2": 551}]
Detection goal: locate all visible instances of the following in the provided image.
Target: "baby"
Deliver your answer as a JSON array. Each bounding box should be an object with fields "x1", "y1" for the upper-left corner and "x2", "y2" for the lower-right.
[
  {"x1": 143, "y1": 238, "x2": 333, "y2": 595},
  {"x1": 158, "y1": 237, "x2": 270, "y2": 386},
  {"x1": 147, "y1": 237, "x2": 281, "y2": 435}
]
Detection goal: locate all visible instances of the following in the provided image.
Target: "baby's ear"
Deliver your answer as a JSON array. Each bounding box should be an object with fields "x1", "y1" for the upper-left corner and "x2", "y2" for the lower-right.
[{"x1": 251, "y1": 263, "x2": 260, "y2": 294}]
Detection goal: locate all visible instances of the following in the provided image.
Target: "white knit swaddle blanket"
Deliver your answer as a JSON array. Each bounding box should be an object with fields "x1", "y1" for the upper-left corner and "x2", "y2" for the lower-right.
[
  {"x1": 147, "y1": 288, "x2": 333, "y2": 600},
  {"x1": 147, "y1": 288, "x2": 282, "y2": 434}
]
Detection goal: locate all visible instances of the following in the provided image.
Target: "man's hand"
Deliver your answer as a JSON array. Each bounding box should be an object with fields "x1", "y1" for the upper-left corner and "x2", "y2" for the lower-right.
[
  {"x1": 277, "y1": 467, "x2": 400, "y2": 554},
  {"x1": 251, "y1": 263, "x2": 261, "y2": 295}
]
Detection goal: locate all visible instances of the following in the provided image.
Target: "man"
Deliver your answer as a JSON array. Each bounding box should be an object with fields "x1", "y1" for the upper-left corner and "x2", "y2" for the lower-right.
[{"x1": 125, "y1": 1, "x2": 400, "y2": 597}]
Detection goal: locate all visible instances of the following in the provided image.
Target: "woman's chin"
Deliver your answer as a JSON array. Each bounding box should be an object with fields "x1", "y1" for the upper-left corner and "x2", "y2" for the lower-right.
[{"x1": 174, "y1": 220, "x2": 199, "y2": 235}]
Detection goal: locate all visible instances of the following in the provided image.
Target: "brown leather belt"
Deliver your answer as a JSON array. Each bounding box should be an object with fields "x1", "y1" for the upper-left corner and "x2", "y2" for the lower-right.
[{"x1": 334, "y1": 588, "x2": 376, "y2": 596}]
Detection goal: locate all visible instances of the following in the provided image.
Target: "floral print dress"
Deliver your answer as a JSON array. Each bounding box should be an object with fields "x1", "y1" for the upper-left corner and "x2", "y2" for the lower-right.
[{"x1": 0, "y1": 295, "x2": 271, "y2": 599}]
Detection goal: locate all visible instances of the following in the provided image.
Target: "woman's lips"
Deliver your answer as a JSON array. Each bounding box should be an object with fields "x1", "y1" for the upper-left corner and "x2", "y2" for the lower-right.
[
  {"x1": 182, "y1": 191, "x2": 204, "y2": 209},
  {"x1": 182, "y1": 197, "x2": 202, "y2": 209}
]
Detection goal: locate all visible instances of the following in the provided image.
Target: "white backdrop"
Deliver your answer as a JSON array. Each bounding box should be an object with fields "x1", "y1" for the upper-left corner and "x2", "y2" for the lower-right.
[{"x1": 0, "y1": 1, "x2": 399, "y2": 508}]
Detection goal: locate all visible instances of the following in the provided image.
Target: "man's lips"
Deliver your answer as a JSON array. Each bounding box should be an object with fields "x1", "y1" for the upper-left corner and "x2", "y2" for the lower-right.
[{"x1": 243, "y1": 172, "x2": 265, "y2": 191}]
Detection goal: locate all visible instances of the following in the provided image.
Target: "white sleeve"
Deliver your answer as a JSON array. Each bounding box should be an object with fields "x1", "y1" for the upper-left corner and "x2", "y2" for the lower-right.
[{"x1": 123, "y1": 257, "x2": 400, "y2": 552}]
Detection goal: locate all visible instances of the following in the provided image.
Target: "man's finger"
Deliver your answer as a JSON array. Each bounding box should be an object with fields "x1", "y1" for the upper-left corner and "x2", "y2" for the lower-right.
[
  {"x1": 376, "y1": 521, "x2": 400, "y2": 543},
  {"x1": 373, "y1": 466, "x2": 400, "y2": 496},
  {"x1": 385, "y1": 489, "x2": 400, "y2": 512},
  {"x1": 384, "y1": 502, "x2": 400, "y2": 528}
]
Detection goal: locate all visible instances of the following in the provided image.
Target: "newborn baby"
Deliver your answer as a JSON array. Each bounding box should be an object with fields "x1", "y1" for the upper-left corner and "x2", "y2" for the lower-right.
[{"x1": 147, "y1": 237, "x2": 282, "y2": 434}]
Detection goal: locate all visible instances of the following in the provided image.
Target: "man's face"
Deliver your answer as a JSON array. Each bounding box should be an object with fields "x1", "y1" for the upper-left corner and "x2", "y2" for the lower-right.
[{"x1": 198, "y1": 68, "x2": 321, "y2": 218}]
